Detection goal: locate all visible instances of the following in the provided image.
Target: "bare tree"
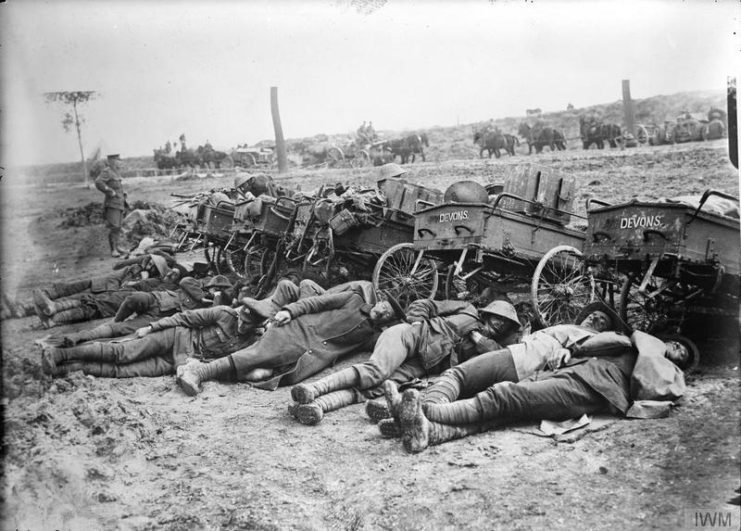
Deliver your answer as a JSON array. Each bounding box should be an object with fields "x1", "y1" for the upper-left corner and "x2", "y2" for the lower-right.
[{"x1": 43, "y1": 91, "x2": 98, "y2": 186}]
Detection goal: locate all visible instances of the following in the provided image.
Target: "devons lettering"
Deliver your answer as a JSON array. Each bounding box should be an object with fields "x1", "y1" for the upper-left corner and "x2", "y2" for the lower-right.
[
  {"x1": 619, "y1": 214, "x2": 664, "y2": 229},
  {"x1": 439, "y1": 210, "x2": 469, "y2": 223}
]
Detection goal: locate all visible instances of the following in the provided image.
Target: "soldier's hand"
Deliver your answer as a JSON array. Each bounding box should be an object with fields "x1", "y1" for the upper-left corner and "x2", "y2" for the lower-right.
[
  {"x1": 273, "y1": 310, "x2": 291, "y2": 326},
  {"x1": 547, "y1": 348, "x2": 571, "y2": 370},
  {"x1": 106, "y1": 189, "x2": 117, "y2": 198},
  {"x1": 135, "y1": 326, "x2": 153, "y2": 338}
]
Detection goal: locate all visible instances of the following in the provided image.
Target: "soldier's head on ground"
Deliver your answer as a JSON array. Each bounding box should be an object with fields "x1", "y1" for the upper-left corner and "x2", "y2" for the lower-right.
[
  {"x1": 659, "y1": 335, "x2": 699, "y2": 372},
  {"x1": 372, "y1": 291, "x2": 406, "y2": 323},
  {"x1": 205, "y1": 275, "x2": 233, "y2": 293},
  {"x1": 479, "y1": 300, "x2": 521, "y2": 338},
  {"x1": 576, "y1": 301, "x2": 630, "y2": 334}
]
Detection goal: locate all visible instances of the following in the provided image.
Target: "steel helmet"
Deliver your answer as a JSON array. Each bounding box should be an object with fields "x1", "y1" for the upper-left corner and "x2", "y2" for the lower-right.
[
  {"x1": 444, "y1": 181, "x2": 489, "y2": 203},
  {"x1": 205, "y1": 275, "x2": 233, "y2": 290},
  {"x1": 479, "y1": 300, "x2": 521, "y2": 329},
  {"x1": 234, "y1": 174, "x2": 251, "y2": 189},
  {"x1": 379, "y1": 163, "x2": 406, "y2": 180}
]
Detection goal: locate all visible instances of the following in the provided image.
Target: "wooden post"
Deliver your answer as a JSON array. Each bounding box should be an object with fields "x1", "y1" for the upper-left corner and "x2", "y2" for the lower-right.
[
  {"x1": 728, "y1": 76, "x2": 737, "y2": 169},
  {"x1": 622, "y1": 80, "x2": 635, "y2": 136},
  {"x1": 271, "y1": 87, "x2": 288, "y2": 173}
]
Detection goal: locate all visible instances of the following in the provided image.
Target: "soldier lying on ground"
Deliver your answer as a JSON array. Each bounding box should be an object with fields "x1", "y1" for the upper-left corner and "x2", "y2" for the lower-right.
[
  {"x1": 371, "y1": 301, "x2": 631, "y2": 435},
  {"x1": 387, "y1": 327, "x2": 689, "y2": 453},
  {"x1": 2, "y1": 254, "x2": 180, "y2": 320},
  {"x1": 32, "y1": 260, "x2": 187, "y2": 329},
  {"x1": 287, "y1": 298, "x2": 523, "y2": 425},
  {"x1": 40, "y1": 303, "x2": 255, "y2": 379},
  {"x1": 45, "y1": 276, "x2": 216, "y2": 346},
  {"x1": 174, "y1": 280, "x2": 408, "y2": 400}
]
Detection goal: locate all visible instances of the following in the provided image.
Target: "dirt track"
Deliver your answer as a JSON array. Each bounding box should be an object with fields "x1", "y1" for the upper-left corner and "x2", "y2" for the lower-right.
[{"x1": 2, "y1": 141, "x2": 740, "y2": 530}]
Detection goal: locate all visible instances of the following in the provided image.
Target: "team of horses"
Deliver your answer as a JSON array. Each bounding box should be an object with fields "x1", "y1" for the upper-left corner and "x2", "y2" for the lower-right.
[
  {"x1": 153, "y1": 145, "x2": 232, "y2": 170},
  {"x1": 379, "y1": 133, "x2": 429, "y2": 164}
]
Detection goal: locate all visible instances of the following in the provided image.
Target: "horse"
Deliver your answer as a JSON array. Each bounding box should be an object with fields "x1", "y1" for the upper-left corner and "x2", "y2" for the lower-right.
[
  {"x1": 517, "y1": 123, "x2": 565, "y2": 154},
  {"x1": 503, "y1": 134, "x2": 520, "y2": 156},
  {"x1": 153, "y1": 149, "x2": 178, "y2": 170},
  {"x1": 198, "y1": 145, "x2": 231, "y2": 169},
  {"x1": 473, "y1": 130, "x2": 507, "y2": 158},
  {"x1": 600, "y1": 124, "x2": 622, "y2": 148},
  {"x1": 175, "y1": 148, "x2": 203, "y2": 169},
  {"x1": 579, "y1": 117, "x2": 622, "y2": 149},
  {"x1": 702, "y1": 119, "x2": 725, "y2": 140},
  {"x1": 387, "y1": 134, "x2": 428, "y2": 164}
]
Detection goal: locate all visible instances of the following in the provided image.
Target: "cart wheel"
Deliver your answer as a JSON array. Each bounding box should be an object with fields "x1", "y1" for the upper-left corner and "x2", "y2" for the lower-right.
[
  {"x1": 326, "y1": 147, "x2": 344, "y2": 168},
  {"x1": 243, "y1": 245, "x2": 276, "y2": 285},
  {"x1": 240, "y1": 153, "x2": 256, "y2": 168},
  {"x1": 204, "y1": 238, "x2": 229, "y2": 275},
  {"x1": 618, "y1": 274, "x2": 676, "y2": 334},
  {"x1": 531, "y1": 245, "x2": 594, "y2": 328},
  {"x1": 350, "y1": 150, "x2": 370, "y2": 168},
  {"x1": 223, "y1": 246, "x2": 247, "y2": 278},
  {"x1": 372, "y1": 243, "x2": 438, "y2": 309}
]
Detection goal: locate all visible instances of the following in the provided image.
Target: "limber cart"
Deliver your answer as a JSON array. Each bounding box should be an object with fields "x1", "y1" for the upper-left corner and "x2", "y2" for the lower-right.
[
  {"x1": 582, "y1": 190, "x2": 740, "y2": 361},
  {"x1": 374, "y1": 165, "x2": 593, "y2": 327},
  {"x1": 273, "y1": 179, "x2": 443, "y2": 303}
]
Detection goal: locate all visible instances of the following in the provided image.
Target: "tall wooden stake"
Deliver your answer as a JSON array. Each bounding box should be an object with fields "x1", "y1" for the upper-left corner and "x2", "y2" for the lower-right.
[
  {"x1": 622, "y1": 80, "x2": 635, "y2": 136},
  {"x1": 271, "y1": 87, "x2": 288, "y2": 173}
]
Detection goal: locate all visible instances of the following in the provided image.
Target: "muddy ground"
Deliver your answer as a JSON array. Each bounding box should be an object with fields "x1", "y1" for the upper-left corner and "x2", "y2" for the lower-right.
[{"x1": 2, "y1": 140, "x2": 740, "y2": 530}]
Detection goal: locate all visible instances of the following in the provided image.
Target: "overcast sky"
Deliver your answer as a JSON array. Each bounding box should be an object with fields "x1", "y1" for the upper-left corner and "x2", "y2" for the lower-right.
[{"x1": 2, "y1": 0, "x2": 739, "y2": 166}]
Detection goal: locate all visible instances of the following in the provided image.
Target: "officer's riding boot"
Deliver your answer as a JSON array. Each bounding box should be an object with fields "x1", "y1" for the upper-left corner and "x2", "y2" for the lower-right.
[
  {"x1": 63, "y1": 324, "x2": 115, "y2": 347},
  {"x1": 109, "y1": 232, "x2": 121, "y2": 258},
  {"x1": 398, "y1": 389, "x2": 483, "y2": 454},
  {"x1": 290, "y1": 367, "x2": 359, "y2": 404},
  {"x1": 176, "y1": 356, "x2": 235, "y2": 396},
  {"x1": 293, "y1": 389, "x2": 365, "y2": 426}
]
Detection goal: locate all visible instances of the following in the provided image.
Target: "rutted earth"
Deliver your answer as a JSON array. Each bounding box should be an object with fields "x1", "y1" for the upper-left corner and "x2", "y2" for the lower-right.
[{"x1": 2, "y1": 141, "x2": 740, "y2": 530}]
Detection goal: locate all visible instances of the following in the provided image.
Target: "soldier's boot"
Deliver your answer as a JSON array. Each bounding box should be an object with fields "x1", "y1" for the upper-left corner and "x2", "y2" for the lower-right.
[
  {"x1": 46, "y1": 306, "x2": 88, "y2": 329},
  {"x1": 294, "y1": 389, "x2": 365, "y2": 426},
  {"x1": 176, "y1": 356, "x2": 235, "y2": 396},
  {"x1": 32, "y1": 289, "x2": 56, "y2": 318},
  {"x1": 62, "y1": 324, "x2": 115, "y2": 347},
  {"x1": 365, "y1": 398, "x2": 391, "y2": 423},
  {"x1": 378, "y1": 418, "x2": 402, "y2": 438},
  {"x1": 291, "y1": 367, "x2": 359, "y2": 404},
  {"x1": 12, "y1": 301, "x2": 38, "y2": 318},
  {"x1": 377, "y1": 380, "x2": 404, "y2": 437},
  {"x1": 398, "y1": 389, "x2": 483, "y2": 454}
]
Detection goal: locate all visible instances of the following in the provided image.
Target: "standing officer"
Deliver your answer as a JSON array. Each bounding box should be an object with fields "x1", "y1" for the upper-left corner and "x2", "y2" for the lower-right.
[{"x1": 95, "y1": 153, "x2": 129, "y2": 257}]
